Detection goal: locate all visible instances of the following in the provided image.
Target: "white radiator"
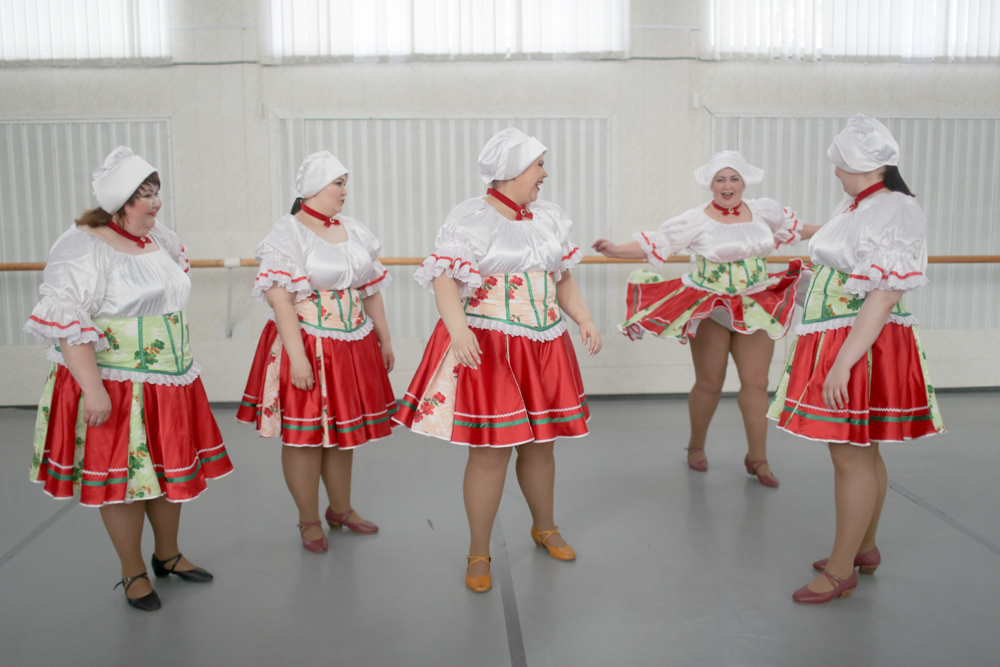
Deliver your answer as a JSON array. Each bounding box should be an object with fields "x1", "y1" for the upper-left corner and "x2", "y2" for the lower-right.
[{"x1": 712, "y1": 114, "x2": 1000, "y2": 329}]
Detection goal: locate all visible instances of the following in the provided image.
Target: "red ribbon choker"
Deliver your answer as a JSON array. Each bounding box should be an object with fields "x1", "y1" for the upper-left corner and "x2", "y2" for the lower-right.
[
  {"x1": 849, "y1": 182, "x2": 886, "y2": 211},
  {"x1": 711, "y1": 200, "x2": 742, "y2": 216},
  {"x1": 487, "y1": 188, "x2": 533, "y2": 220},
  {"x1": 300, "y1": 202, "x2": 340, "y2": 226},
  {"x1": 107, "y1": 220, "x2": 150, "y2": 248}
]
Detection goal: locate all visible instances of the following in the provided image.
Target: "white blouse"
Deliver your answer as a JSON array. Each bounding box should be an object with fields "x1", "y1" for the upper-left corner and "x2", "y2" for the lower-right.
[
  {"x1": 809, "y1": 190, "x2": 929, "y2": 298},
  {"x1": 635, "y1": 198, "x2": 802, "y2": 267},
  {"x1": 23, "y1": 222, "x2": 197, "y2": 385},
  {"x1": 413, "y1": 197, "x2": 583, "y2": 298}
]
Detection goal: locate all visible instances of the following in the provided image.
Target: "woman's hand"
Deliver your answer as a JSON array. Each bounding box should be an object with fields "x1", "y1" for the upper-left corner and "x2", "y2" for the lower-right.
[
  {"x1": 450, "y1": 327, "x2": 482, "y2": 370},
  {"x1": 380, "y1": 343, "x2": 395, "y2": 373},
  {"x1": 822, "y1": 362, "x2": 851, "y2": 410},
  {"x1": 83, "y1": 385, "x2": 112, "y2": 427},
  {"x1": 579, "y1": 319, "x2": 602, "y2": 356},
  {"x1": 592, "y1": 239, "x2": 619, "y2": 258},
  {"x1": 289, "y1": 356, "x2": 315, "y2": 391}
]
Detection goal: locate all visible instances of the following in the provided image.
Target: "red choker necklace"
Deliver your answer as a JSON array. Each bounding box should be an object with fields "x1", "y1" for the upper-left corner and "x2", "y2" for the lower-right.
[
  {"x1": 107, "y1": 220, "x2": 151, "y2": 248},
  {"x1": 300, "y1": 202, "x2": 340, "y2": 226},
  {"x1": 487, "y1": 188, "x2": 533, "y2": 220},
  {"x1": 849, "y1": 182, "x2": 886, "y2": 211},
  {"x1": 711, "y1": 200, "x2": 742, "y2": 216}
]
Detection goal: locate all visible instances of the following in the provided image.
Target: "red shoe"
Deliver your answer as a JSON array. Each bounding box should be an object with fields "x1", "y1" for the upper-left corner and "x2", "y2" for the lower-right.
[
  {"x1": 792, "y1": 569, "x2": 858, "y2": 604},
  {"x1": 686, "y1": 446, "x2": 708, "y2": 472},
  {"x1": 744, "y1": 456, "x2": 779, "y2": 487},
  {"x1": 297, "y1": 521, "x2": 328, "y2": 553},
  {"x1": 326, "y1": 507, "x2": 379, "y2": 534},
  {"x1": 813, "y1": 547, "x2": 881, "y2": 575}
]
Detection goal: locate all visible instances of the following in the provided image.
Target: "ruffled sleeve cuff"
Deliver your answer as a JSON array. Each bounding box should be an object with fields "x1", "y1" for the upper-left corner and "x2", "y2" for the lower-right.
[
  {"x1": 633, "y1": 231, "x2": 672, "y2": 267},
  {"x1": 357, "y1": 260, "x2": 393, "y2": 298},
  {"x1": 554, "y1": 245, "x2": 583, "y2": 282},
  {"x1": 23, "y1": 298, "x2": 109, "y2": 352},
  {"x1": 252, "y1": 250, "x2": 313, "y2": 302},
  {"x1": 772, "y1": 207, "x2": 803, "y2": 251},
  {"x1": 845, "y1": 254, "x2": 929, "y2": 297},
  {"x1": 413, "y1": 246, "x2": 482, "y2": 298}
]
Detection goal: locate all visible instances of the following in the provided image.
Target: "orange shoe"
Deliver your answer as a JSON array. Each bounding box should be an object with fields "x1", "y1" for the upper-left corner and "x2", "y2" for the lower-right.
[
  {"x1": 531, "y1": 526, "x2": 576, "y2": 561},
  {"x1": 466, "y1": 555, "x2": 492, "y2": 592}
]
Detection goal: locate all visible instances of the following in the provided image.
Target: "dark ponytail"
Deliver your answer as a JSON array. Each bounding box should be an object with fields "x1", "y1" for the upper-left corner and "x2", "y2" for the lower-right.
[
  {"x1": 290, "y1": 197, "x2": 304, "y2": 214},
  {"x1": 882, "y1": 166, "x2": 914, "y2": 197}
]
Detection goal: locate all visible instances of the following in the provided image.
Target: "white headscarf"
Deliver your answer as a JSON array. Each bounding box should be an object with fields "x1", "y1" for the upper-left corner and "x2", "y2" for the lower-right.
[
  {"x1": 295, "y1": 151, "x2": 349, "y2": 199},
  {"x1": 693, "y1": 151, "x2": 764, "y2": 191},
  {"x1": 477, "y1": 128, "x2": 547, "y2": 185},
  {"x1": 92, "y1": 147, "x2": 157, "y2": 214},
  {"x1": 828, "y1": 114, "x2": 899, "y2": 174}
]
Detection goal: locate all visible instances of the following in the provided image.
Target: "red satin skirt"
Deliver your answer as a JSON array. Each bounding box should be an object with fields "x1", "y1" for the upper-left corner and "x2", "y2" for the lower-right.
[
  {"x1": 771, "y1": 323, "x2": 945, "y2": 445},
  {"x1": 393, "y1": 321, "x2": 590, "y2": 447},
  {"x1": 35, "y1": 365, "x2": 232, "y2": 506},
  {"x1": 237, "y1": 321, "x2": 397, "y2": 448}
]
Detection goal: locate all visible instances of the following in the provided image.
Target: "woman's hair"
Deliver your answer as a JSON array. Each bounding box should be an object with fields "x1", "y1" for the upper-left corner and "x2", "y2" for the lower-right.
[
  {"x1": 290, "y1": 197, "x2": 304, "y2": 214},
  {"x1": 75, "y1": 172, "x2": 161, "y2": 227},
  {"x1": 881, "y1": 166, "x2": 915, "y2": 197},
  {"x1": 489, "y1": 179, "x2": 509, "y2": 191}
]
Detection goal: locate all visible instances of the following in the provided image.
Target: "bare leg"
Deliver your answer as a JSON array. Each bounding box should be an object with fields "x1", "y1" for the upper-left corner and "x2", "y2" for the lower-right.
[
  {"x1": 730, "y1": 329, "x2": 776, "y2": 477},
  {"x1": 464, "y1": 447, "x2": 513, "y2": 576},
  {"x1": 686, "y1": 319, "x2": 732, "y2": 465},
  {"x1": 807, "y1": 443, "x2": 877, "y2": 592},
  {"x1": 145, "y1": 496, "x2": 198, "y2": 571},
  {"x1": 859, "y1": 443, "x2": 887, "y2": 553},
  {"x1": 514, "y1": 441, "x2": 567, "y2": 548},
  {"x1": 282, "y1": 445, "x2": 324, "y2": 541},
  {"x1": 320, "y1": 447, "x2": 368, "y2": 524},
  {"x1": 100, "y1": 501, "x2": 152, "y2": 598}
]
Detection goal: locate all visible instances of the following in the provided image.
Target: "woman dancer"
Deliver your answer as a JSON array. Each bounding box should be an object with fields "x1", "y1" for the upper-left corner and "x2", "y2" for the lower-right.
[
  {"x1": 768, "y1": 115, "x2": 945, "y2": 603},
  {"x1": 394, "y1": 128, "x2": 601, "y2": 592},
  {"x1": 237, "y1": 151, "x2": 395, "y2": 553},
  {"x1": 25, "y1": 147, "x2": 233, "y2": 611},
  {"x1": 593, "y1": 152, "x2": 818, "y2": 485}
]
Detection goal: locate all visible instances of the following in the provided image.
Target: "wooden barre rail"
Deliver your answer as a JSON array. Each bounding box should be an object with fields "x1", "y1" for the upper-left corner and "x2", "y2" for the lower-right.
[{"x1": 2, "y1": 255, "x2": 999, "y2": 272}]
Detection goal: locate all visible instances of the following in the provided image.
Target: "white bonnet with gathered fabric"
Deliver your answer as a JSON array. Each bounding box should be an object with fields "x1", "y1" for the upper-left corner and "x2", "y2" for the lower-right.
[
  {"x1": 477, "y1": 128, "x2": 547, "y2": 185},
  {"x1": 827, "y1": 114, "x2": 899, "y2": 174},
  {"x1": 693, "y1": 151, "x2": 764, "y2": 191},
  {"x1": 295, "y1": 151, "x2": 349, "y2": 199},
  {"x1": 92, "y1": 146, "x2": 157, "y2": 214}
]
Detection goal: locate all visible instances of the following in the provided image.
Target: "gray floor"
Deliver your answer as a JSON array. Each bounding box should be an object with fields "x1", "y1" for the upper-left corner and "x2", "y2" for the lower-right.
[{"x1": 1, "y1": 393, "x2": 998, "y2": 667}]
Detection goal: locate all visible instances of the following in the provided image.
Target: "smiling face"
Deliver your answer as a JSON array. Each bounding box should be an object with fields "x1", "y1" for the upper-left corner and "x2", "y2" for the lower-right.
[
  {"x1": 119, "y1": 181, "x2": 161, "y2": 236},
  {"x1": 501, "y1": 154, "x2": 547, "y2": 206},
  {"x1": 310, "y1": 174, "x2": 349, "y2": 216},
  {"x1": 711, "y1": 168, "x2": 745, "y2": 210}
]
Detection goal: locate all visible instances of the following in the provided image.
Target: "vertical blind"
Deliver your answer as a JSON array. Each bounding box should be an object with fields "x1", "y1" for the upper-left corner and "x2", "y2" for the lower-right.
[
  {"x1": 274, "y1": 116, "x2": 613, "y2": 338},
  {"x1": 266, "y1": 0, "x2": 630, "y2": 62},
  {"x1": 0, "y1": 0, "x2": 171, "y2": 64},
  {"x1": 711, "y1": 114, "x2": 1000, "y2": 330},
  {"x1": 0, "y1": 118, "x2": 174, "y2": 345},
  {"x1": 701, "y1": 0, "x2": 1000, "y2": 61}
]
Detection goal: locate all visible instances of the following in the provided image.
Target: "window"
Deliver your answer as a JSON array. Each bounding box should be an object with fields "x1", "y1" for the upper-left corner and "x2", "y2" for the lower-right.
[
  {"x1": 701, "y1": 0, "x2": 1000, "y2": 62},
  {"x1": 0, "y1": 0, "x2": 171, "y2": 64},
  {"x1": 265, "y1": 0, "x2": 630, "y2": 63}
]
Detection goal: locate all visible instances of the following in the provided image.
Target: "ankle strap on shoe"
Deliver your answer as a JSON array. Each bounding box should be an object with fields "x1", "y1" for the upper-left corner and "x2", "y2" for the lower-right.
[
  {"x1": 466, "y1": 555, "x2": 491, "y2": 567},
  {"x1": 745, "y1": 458, "x2": 769, "y2": 472},
  {"x1": 533, "y1": 527, "x2": 559, "y2": 544},
  {"x1": 114, "y1": 572, "x2": 150, "y2": 592},
  {"x1": 822, "y1": 570, "x2": 847, "y2": 588},
  {"x1": 298, "y1": 520, "x2": 323, "y2": 533},
  {"x1": 155, "y1": 553, "x2": 183, "y2": 573}
]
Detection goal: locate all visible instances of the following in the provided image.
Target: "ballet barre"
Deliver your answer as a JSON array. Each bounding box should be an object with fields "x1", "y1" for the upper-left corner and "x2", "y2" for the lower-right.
[{"x1": 4, "y1": 255, "x2": 1000, "y2": 271}]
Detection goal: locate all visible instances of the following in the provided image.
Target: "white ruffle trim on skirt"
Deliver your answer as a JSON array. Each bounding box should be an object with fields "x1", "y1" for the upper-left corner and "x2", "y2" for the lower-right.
[
  {"x1": 46, "y1": 347, "x2": 202, "y2": 386},
  {"x1": 794, "y1": 313, "x2": 920, "y2": 335},
  {"x1": 467, "y1": 317, "x2": 568, "y2": 342},
  {"x1": 268, "y1": 314, "x2": 376, "y2": 341}
]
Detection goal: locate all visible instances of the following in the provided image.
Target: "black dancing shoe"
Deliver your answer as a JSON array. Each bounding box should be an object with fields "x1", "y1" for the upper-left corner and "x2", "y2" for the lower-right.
[
  {"x1": 151, "y1": 553, "x2": 214, "y2": 583},
  {"x1": 114, "y1": 572, "x2": 162, "y2": 611}
]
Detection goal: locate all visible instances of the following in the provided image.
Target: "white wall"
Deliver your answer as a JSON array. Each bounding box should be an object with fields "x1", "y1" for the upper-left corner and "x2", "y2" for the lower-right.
[{"x1": 1, "y1": 0, "x2": 999, "y2": 404}]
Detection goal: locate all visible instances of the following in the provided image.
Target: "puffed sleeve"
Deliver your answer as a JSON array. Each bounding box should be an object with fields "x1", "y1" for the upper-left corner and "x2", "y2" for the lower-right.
[
  {"x1": 633, "y1": 208, "x2": 708, "y2": 267},
  {"x1": 23, "y1": 229, "x2": 109, "y2": 351},
  {"x1": 252, "y1": 216, "x2": 313, "y2": 303},
  {"x1": 844, "y1": 194, "x2": 929, "y2": 297},
  {"x1": 150, "y1": 222, "x2": 190, "y2": 273},
  {"x1": 343, "y1": 217, "x2": 393, "y2": 298},
  {"x1": 413, "y1": 198, "x2": 490, "y2": 298},
  {"x1": 750, "y1": 198, "x2": 803, "y2": 251},
  {"x1": 530, "y1": 200, "x2": 583, "y2": 282}
]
